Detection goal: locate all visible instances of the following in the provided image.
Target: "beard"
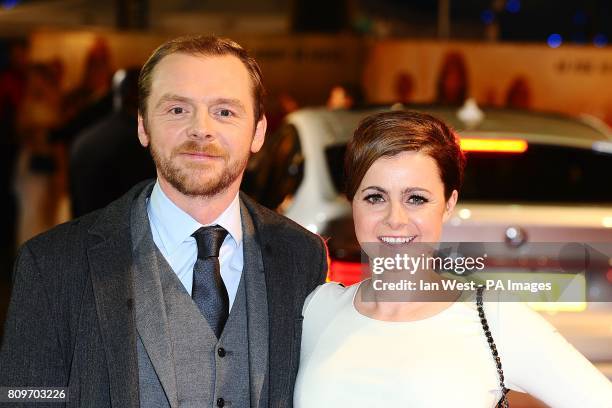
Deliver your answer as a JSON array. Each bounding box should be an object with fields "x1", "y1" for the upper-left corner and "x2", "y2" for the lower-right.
[{"x1": 150, "y1": 138, "x2": 249, "y2": 198}]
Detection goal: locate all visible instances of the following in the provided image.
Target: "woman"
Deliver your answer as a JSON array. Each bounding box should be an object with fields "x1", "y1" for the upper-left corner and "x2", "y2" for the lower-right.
[{"x1": 294, "y1": 111, "x2": 612, "y2": 407}]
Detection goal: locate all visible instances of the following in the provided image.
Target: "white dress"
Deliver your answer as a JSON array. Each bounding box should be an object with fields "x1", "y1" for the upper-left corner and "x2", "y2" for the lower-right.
[{"x1": 294, "y1": 281, "x2": 612, "y2": 408}]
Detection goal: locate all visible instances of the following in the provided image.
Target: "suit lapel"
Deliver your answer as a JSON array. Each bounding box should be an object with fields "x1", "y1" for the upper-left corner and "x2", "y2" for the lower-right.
[
  {"x1": 260, "y1": 237, "x2": 297, "y2": 403},
  {"x1": 88, "y1": 220, "x2": 140, "y2": 408},
  {"x1": 86, "y1": 180, "x2": 156, "y2": 408},
  {"x1": 130, "y1": 183, "x2": 180, "y2": 408},
  {"x1": 240, "y1": 200, "x2": 269, "y2": 408},
  {"x1": 240, "y1": 193, "x2": 301, "y2": 406}
]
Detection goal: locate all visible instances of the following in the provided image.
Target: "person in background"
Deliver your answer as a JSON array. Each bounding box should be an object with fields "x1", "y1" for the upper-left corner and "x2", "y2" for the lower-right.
[
  {"x1": 69, "y1": 68, "x2": 155, "y2": 217},
  {"x1": 435, "y1": 51, "x2": 469, "y2": 105},
  {"x1": 62, "y1": 37, "x2": 113, "y2": 124},
  {"x1": 265, "y1": 91, "x2": 299, "y2": 134},
  {"x1": 0, "y1": 39, "x2": 28, "y2": 274},
  {"x1": 505, "y1": 76, "x2": 531, "y2": 109},
  {"x1": 0, "y1": 38, "x2": 28, "y2": 337},
  {"x1": 14, "y1": 62, "x2": 64, "y2": 245},
  {"x1": 50, "y1": 37, "x2": 114, "y2": 146},
  {"x1": 393, "y1": 71, "x2": 415, "y2": 105},
  {"x1": 326, "y1": 82, "x2": 364, "y2": 110}
]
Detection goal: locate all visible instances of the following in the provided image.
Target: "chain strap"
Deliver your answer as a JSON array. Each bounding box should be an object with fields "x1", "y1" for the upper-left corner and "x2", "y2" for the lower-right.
[{"x1": 476, "y1": 286, "x2": 509, "y2": 408}]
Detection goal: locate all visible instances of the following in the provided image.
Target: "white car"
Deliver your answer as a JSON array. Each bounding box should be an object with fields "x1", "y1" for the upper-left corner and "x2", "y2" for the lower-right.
[{"x1": 242, "y1": 103, "x2": 612, "y2": 378}]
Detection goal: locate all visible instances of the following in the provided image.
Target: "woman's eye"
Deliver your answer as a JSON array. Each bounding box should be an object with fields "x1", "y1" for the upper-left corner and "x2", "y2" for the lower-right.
[
  {"x1": 407, "y1": 195, "x2": 428, "y2": 205},
  {"x1": 364, "y1": 194, "x2": 385, "y2": 204}
]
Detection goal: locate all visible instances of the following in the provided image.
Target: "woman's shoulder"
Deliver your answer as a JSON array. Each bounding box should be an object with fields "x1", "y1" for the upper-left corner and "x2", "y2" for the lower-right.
[
  {"x1": 302, "y1": 281, "x2": 359, "y2": 318},
  {"x1": 480, "y1": 292, "x2": 550, "y2": 330}
]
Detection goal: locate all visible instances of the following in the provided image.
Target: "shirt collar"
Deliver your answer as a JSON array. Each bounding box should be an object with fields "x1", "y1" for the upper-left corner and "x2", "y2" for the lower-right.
[{"x1": 148, "y1": 180, "x2": 242, "y2": 255}]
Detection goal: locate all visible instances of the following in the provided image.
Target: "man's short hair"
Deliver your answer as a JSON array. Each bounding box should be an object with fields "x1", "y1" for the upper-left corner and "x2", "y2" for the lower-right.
[{"x1": 138, "y1": 35, "x2": 265, "y2": 125}]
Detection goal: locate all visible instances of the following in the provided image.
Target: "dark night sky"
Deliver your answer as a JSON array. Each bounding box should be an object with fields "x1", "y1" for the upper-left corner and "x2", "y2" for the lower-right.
[
  {"x1": 1, "y1": 0, "x2": 610, "y2": 46},
  {"x1": 362, "y1": 0, "x2": 611, "y2": 43}
]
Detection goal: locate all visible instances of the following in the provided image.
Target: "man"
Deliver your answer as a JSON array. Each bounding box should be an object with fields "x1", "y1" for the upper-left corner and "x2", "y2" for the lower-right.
[{"x1": 0, "y1": 36, "x2": 328, "y2": 407}]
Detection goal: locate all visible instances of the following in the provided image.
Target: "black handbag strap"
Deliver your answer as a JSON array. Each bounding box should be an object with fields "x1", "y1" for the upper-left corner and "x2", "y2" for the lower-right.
[{"x1": 476, "y1": 286, "x2": 510, "y2": 408}]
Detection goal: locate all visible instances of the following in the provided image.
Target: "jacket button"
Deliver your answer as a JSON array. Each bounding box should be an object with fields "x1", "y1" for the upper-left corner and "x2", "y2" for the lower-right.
[
  {"x1": 216, "y1": 397, "x2": 225, "y2": 407},
  {"x1": 217, "y1": 347, "x2": 226, "y2": 357}
]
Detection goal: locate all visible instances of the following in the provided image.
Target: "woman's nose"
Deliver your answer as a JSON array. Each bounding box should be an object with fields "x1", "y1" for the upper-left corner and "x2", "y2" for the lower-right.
[{"x1": 384, "y1": 201, "x2": 410, "y2": 229}]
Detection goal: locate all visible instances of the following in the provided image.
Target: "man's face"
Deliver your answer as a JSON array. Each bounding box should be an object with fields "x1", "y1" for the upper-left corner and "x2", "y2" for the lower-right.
[{"x1": 138, "y1": 53, "x2": 266, "y2": 198}]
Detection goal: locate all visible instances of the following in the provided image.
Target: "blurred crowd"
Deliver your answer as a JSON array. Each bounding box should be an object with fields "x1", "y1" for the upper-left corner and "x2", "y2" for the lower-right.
[{"x1": 0, "y1": 37, "x2": 157, "y2": 283}]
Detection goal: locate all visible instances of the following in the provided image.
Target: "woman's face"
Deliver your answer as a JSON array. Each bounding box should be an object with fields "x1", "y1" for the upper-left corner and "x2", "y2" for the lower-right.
[{"x1": 352, "y1": 150, "x2": 458, "y2": 246}]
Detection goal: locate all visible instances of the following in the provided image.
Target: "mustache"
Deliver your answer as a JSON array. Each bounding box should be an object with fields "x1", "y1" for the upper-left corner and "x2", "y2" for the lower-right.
[{"x1": 174, "y1": 141, "x2": 227, "y2": 157}]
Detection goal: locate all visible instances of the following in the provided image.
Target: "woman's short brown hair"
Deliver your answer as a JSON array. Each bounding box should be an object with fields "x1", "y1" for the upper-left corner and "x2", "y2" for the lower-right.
[{"x1": 344, "y1": 110, "x2": 465, "y2": 201}]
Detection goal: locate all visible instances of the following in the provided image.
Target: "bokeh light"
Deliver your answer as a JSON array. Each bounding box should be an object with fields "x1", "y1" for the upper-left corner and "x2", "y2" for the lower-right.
[
  {"x1": 481, "y1": 10, "x2": 494, "y2": 25},
  {"x1": 1, "y1": 0, "x2": 19, "y2": 10},
  {"x1": 506, "y1": 0, "x2": 521, "y2": 14},
  {"x1": 547, "y1": 33, "x2": 563, "y2": 48},
  {"x1": 593, "y1": 33, "x2": 608, "y2": 48}
]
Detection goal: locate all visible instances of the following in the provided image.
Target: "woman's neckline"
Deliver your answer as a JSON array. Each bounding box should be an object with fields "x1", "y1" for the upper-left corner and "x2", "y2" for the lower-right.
[{"x1": 349, "y1": 279, "x2": 463, "y2": 324}]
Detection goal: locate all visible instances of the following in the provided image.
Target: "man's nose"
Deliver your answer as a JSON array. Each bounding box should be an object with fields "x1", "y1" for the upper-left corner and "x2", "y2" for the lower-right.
[{"x1": 188, "y1": 110, "x2": 215, "y2": 139}]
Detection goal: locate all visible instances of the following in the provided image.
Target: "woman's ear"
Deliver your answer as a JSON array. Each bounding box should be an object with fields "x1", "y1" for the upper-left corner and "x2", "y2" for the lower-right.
[{"x1": 443, "y1": 190, "x2": 459, "y2": 222}]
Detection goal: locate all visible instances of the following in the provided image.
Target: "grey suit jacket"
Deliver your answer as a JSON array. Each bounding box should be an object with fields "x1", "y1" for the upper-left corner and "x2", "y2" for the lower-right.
[{"x1": 0, "y1": 180, "x2": 328, "y2": 407}]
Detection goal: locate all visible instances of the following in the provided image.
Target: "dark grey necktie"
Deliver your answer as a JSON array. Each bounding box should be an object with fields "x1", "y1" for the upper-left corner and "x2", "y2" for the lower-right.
[{"x1": 191, "y1": 225, "x2": 229, "y2": 338}]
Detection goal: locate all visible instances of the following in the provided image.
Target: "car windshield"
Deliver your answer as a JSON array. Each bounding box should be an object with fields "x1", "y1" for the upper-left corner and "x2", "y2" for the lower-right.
[{"x1": 324, "y1": 109, "x2": 612, "y2": 204}]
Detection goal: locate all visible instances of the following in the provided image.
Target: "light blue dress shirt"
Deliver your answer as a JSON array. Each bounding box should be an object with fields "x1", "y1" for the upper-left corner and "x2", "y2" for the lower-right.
[{"x1": 146, "y1": 181, "x2": 244, "y2": 310}]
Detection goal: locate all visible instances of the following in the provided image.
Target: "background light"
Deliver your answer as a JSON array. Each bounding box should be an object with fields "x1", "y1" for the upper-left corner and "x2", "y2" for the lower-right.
[
  {"x1": 460, "y1": 138, "x2": 528, "y2": 153},
  {"x1": 505, "y1": 0, "x2": 521, "y2": 14},
  {"x1": 1, "y1": 0, "x2": 19, "y2": 10},
  {"x1": 594, "y1": 33, "x2": 608, "y2": 48},
  {"x1": 547, "y1": 33, "x2": 563, "y2": 48},
  {"x1": 481, "y1": 9, "x2": 494, "y2": 24}
]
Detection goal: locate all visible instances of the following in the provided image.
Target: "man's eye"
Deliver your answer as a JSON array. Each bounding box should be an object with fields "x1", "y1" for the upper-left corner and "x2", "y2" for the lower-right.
[
  {"x1": 170, "y1": 107, "x2": 185, "y2": 114},
  {"x1": 219, "y1": 109, "x2": 233, "y2": 117},
  {"x1": 407, "y1": 195, "x2": 428, "y2": 205},
  {"x1": 364, "y1": 194, "x2": 385, "y2": 204}
]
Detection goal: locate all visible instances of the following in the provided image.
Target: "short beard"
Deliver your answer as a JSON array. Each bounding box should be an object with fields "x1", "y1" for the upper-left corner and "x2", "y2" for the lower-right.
[{"x1": 150, "y1": 139, "x2": 249, "y2": 198}]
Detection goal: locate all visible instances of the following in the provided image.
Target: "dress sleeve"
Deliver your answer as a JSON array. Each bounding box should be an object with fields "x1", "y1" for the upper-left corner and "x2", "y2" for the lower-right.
[
  {"x1": 490, "y1": 301, "x2": 612, "y2": 408},
  {"x1": 302, "y1": 283, "x2": 327, "y2": 317},
  {"x1": 302, "y1": 282, "x2": 346, "y2": 317}
]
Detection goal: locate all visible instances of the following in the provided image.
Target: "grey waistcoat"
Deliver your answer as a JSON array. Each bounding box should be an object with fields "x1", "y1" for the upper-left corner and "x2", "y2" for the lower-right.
[{"x1": 130, "y1": 185, "x2": 269, "y2": 408}]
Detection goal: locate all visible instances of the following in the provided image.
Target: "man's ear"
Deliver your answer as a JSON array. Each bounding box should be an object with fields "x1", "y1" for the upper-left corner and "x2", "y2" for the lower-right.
[
  {"x1": 137, "y1": 114, "x2": 150, "y2": 147},
  {"x1": 250, "y1": 115, "x2": 267, "y2": 154},
  {"x1": 442, "y1": 190, "x2": 459, "y2": 222}
]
